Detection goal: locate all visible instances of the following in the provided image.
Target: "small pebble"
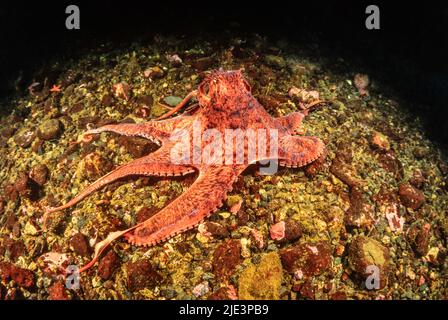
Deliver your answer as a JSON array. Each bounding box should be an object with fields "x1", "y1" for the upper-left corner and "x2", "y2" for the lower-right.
[{"x1": 14, "y1": 128, "x2": 36, "y2": 148}]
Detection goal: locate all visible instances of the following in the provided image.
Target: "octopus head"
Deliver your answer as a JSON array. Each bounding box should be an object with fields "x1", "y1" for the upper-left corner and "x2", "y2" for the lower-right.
[{"x1": 197, "y1": 69, "x2": 252, "y2": 111}]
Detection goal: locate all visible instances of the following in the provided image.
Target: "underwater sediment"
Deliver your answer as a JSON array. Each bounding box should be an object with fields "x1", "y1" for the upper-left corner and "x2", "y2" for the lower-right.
[{"x1": 0, "y1": 34, "x2": 447, "y2": 300}]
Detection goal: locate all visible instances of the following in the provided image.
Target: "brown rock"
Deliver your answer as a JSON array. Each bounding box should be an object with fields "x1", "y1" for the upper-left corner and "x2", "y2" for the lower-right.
[
  {"x1": 413, "y1": 147, "x2": 429, "y2": 160},
  {"x1": 304, "y1": 149, "x2": 327, "y2": 178},
  {"x1": 31, "y1": 138, "x2": 44, "y2": 154},
  {"x1": 12, "y1": 222, "x2": 21, "y2": 238},
  {"x1": 69, "y1": 233, "x2": 91, "y2": 257},
  {"x1": 330, "y1": 147, "x2": 362, "y2": 188},
  {"x1": 4, "y1": 184, "x2": 18, "y2": 202},
  {"x1": 5, "y1": 239, "x2": 26, "y2": 262},
  {"x1": 118, "y1": 136, "x2": 157, "y2": 158},
  {"x1": 371, "y1": 131, "x2": 390, "y2": 152},
  {"x1": 68, "y1": 103, "x2": 84, "y2": 114},
  {"x1": 42, "y1": 211, "x2": 65, "y2": 233},
  {"x1": 126, "y1": 259, "x2": 162, "y2": 292},
  {"x1": 297, "y1": 280, "x2": 315, "y2": 299},
  {"x1": 212, "y1": 240, "x2": 241, "y2": 281},
  {"x1": 284, "y1": 219, "x2": 303, "y2": 241},
  {"x1": 97, "y1": 250, "x2": 120, "y2": 280},
  {"x1": 271, "y1": 220, "x2": 302, "y2": 242},
  {"x1": 48, "y1": 281, "x2": 70, "y2": 300},
  {"x1": 190, "y1": 57, "x2": 215, "y2": 71},
  {"x1": 14, "y1": 128, "x2": 36, "y2": 148},
  {"x1": 208, "y1": 287, "x2": 233, "y2": 300},
  {"x1": 143, "y1": 66, "x2": 164, "y2": 79},
  {"x1": 280, "y1": 242, "x2": 332, "y2": 276},
  {"x1": 136, "y1": 95, "x2": 154, "y2": 107},
  {"x1": 409, "y1": 169, "x2": 425, "y2": 189},
  {"x1": 344, "y1": 187, "x2": 375, "y2": 229},
  {"x1": 112, "y1": 82, "x2": 131, "y2": 101},
  {"x1": 237, "y1": 210, "x2": 249, "y2": 226},
  {"x1": 407, "y1": 223, "x2": 431, "y2": 256},
  {"x1": 378, "y1": 150, "x2": 403, "y2": 177},
  {"x1": 5, "y1": 212, "x2": 17, "y2": 230},
  {"x1": 0, "y1": 262, "x2": 35, "y2": 288},
  {"x1": 101, "y1": 94, "x2": 115, "y2": 107},
  {"x1": 136, "y1": 206, "x2": 158, "y2": 224},
  {"x1": 399, "y1": 183, "x2": 425, "y2": 210},
  {"x1": 79, "y1": 152, "x2": 114, "y2": 180}
]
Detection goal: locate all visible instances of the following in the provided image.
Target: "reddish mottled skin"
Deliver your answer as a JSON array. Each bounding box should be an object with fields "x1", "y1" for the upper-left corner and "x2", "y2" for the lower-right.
[{"x1": 47, "y1": 70, "x2": 325, "y2": 251}]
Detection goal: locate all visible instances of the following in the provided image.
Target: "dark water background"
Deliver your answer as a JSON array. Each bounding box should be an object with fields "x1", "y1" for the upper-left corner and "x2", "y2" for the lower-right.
[{"x1": 1, "y1": 1, "x2": 447, "y2": 145}]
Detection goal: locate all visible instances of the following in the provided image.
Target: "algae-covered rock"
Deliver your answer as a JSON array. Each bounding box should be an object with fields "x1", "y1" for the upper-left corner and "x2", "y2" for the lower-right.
[
  {"x1": 407, "y1": 222, "x2": 431, "y2": 256},
  {"x1": 371, "y1": 131, "x2": 390, "y2": 152},
  {"x1": 212, "y1": 239, "x2": 241, "y2": 281},
  {"x1": 69, "y1": 232, "x2": 91, "y2": 257},
  {"x1": 97, "y1": 250, "x2": 120, "y2": 280},
  {"x1": 348, "y1": 236, "x2": 390, "y2": 289},
  {"x1": 37, "y1": 119, "x2": 62, "y2": 140},
  {"x1": 398, "y1": 183, "x2": 425, "y2": 210},
  {"x1": 76, "y1": 152, "x2": 114, "y2": 180},
  {"x1": 238, "y1": 252, "x2": 283, "y2": 300},
  {"x1": 126, "y1": 259, "x2": 162, "y2": 292},
  {"x1": 29, "y1": 164, "x2": 49, "y2": 186},
  {"x1": 226, "y1": 195, "x2": 242, "y2": 208},
  {"x1": 48, "y1": 281, "x2": 70, "y2": 300},
  {"x1": 163, "y1": 95, "x2": 183, "y2": 107},
  {"x1": 344, "y1": 187, "x2": 375, "y2": 229},
  {"x1": 280, "y1": 241, "x2": 332, "y2": 277}
]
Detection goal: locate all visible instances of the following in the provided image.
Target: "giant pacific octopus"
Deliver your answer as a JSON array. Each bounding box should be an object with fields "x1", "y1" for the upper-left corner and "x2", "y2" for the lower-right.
[{"x1": 46, "y1": 70, "x2": 326, "y2": 271}]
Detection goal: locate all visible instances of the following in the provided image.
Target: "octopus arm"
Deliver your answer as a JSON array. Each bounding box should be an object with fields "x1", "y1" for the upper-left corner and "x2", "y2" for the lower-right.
[
  {"x1": 125, "y1": 165, "x2": 246, "y2": 246},
  {"x1": 45, "y1": 145, "x2": 196, "y2": 213}
]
